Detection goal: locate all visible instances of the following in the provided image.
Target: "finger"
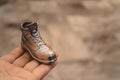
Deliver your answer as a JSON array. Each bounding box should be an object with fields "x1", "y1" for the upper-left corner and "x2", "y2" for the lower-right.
[
  {"x1": 32, "y1": 61, "x2": 58, "y2": 80},
  {"x1": 0, "y1": 46, "x2": 24, "y2": 63},
  {"x1": 24, "y1": 60, "x2": 40, "y2": 71},
  {"x1": 53, "y1": 50, "x2": 59, "y2": 57},
  {"x1": 13, "y1": 52, "x2": 32, "y2": 67}
]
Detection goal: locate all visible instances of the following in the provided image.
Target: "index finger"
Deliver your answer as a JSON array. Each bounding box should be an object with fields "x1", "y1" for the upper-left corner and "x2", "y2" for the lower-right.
[
  {"x1": 0, "y1": 45, "x2": 24, "y2": 63},
  {"x1": 32, "y1": 60, "x2": 58, "y2": 80}
]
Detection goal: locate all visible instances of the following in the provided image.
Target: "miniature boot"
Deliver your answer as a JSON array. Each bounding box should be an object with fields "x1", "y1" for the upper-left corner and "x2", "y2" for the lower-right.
[{"x1": 20, "y1": 22, "x2": 57, "y2": 64}]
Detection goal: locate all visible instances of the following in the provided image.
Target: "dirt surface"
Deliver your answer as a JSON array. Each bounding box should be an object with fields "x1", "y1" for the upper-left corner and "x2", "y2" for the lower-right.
[{"x1": 0, "y1": 0, "x2": 120, "y2": 80}]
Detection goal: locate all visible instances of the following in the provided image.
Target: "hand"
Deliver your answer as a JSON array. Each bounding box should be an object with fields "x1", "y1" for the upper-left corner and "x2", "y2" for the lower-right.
[{"x1": 0, "y1": 46, "x2": 58, "y2": 80}]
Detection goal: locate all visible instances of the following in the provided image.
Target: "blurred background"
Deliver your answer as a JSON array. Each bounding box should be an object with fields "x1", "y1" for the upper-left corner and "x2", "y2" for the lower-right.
[{"x1": 0, "y1": 0, "x2": 120, "y2": 80}]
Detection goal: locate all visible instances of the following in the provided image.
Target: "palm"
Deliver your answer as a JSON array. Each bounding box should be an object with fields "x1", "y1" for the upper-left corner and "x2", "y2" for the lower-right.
[
  {"x1": 0, "y1": 46, "x2": 57, "y2": 80},
  {"x1": 0, "y1": 60, "x2": 35, "y2": 80}
]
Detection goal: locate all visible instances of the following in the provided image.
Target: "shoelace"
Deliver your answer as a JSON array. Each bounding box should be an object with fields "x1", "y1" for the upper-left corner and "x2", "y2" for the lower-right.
[{"x1": 31, "y1": 31, "x2": 45, "y2": 46}]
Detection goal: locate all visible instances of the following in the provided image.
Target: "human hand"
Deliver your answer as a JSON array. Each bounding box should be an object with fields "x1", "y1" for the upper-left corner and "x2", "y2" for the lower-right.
[{"x1": 0, "y1": 46, "x2": 58, "y2": 80}]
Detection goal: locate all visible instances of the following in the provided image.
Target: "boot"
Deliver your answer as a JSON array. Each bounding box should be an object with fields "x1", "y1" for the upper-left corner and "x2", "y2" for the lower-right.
[{"x1": 20, "y1": 22, "x2": 57, "y2": 64}]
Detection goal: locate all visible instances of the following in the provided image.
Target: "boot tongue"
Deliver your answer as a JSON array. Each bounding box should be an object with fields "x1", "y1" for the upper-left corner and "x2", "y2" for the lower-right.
[
  {"x1": 22, "y1": 22, "x2": 38, "y2": 32},
  {"x1": 26, "y1": 22, "x2": 38, "y2": 34}
]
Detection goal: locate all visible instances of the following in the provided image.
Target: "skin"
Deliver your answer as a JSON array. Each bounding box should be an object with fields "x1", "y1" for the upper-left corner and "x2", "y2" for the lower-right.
[{"x1": 0, "y1": 45, "x2": 58, "y2": 80}]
